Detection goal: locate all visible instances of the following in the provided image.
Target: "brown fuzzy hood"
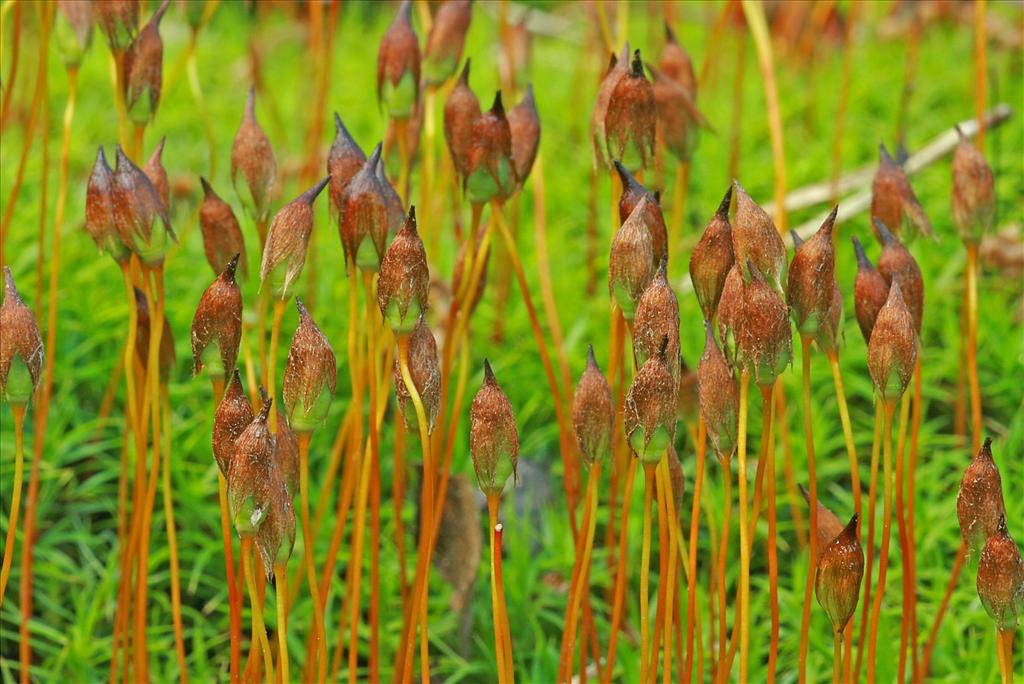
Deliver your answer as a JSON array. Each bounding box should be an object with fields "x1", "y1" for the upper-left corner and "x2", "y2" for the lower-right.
[{"x1": 191, "y1": 255, "x2": 243, "y2": 380}]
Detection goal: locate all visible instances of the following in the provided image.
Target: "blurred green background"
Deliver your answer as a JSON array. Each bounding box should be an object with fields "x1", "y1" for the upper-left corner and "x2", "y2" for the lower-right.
[{"x1": 0, "y1": 1, "x2": 1022, "y2": 681}]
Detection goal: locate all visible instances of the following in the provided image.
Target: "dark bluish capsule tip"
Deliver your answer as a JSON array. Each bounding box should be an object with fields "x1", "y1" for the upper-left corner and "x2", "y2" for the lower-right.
[
  {"x1": 716, "y1": 185, "x2": 733, "y2": 219},
  {"x1": 225, "y1": 254, "x2": 239, "y2": 281},
  {"x1": 872, "y1": 218, "x2": 898, "y2": 247},
  {"x1": 664, "y1": 21, "x2": 677, "y2": 44},
  {"x1": 851, "y1": 236, "x2": 873, "y2": 271}
]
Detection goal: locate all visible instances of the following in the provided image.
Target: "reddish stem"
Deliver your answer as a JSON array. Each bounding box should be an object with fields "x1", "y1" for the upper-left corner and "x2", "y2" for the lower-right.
[
  {"x1": 683, "y1": 420, "x2": 707, "y2": 681},
  {"x1": 602, "y1": 458, "x2": 638, "y2": 684}
]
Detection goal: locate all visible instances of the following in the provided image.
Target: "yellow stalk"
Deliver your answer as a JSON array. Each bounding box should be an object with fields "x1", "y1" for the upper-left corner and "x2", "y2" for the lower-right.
[
  {"x1": 798, "y1": 336, "x2": 819, "y2": 684},
  {"x1": 275, "y1": 562, "x2": 290, "y2": 684},
  {"x1": 867, "y1": 400, "x2": 897, "y2": 682},
  {"x1": 736, "y1": 369, "x2": 751, "y2": 682},
  {"x1": 242, "y1": 536, "x2": 275, "y2": 679},
  {"x1": 658, "y1": 458, "x2": 680, "y2": 684},
  {"x1": 828, "y1": 352, "x2": 862, "y2": 521},
  {"x1": 639, "y1": 463, "x2": 656, "y2": 683},
  {"x1": 488, "y1": 496, "x2": 509, "y2": 684},
  {"x1": 397, "y1": 334, "x2": 433, "y2": 684},
  {"x1": 299, "y1": 434, "x2": 327, "y2": 684},
  {"x1": 0, "y1": 405, "x2": 26, "y2": 606},
  {"x1": 161, "y1": 385, "x2": 188, "y2": 682},
  {"x1": 267, "y1": 298, "x2": 286, "y2": 432},
  {"x1": 855, "y1": 402, "x2": 883, "y2": 681},
  {"x1": 741, "y1": 0, "x2": 788, "y2": 232}
]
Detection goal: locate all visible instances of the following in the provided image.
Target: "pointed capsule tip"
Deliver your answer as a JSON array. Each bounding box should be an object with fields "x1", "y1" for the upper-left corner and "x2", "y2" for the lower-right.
[
  {"x1": 199, "y1": 176, "x2": 213, "y2": 196},
  {"x1": 896, "y1": 143, "x2": 910, "y2": 165},
  {"x1": 2, "y1": 266, "x2": 15, "y2": 297},
  {"x1": 459, "y1": 59, "x2": 472, "y2": 84},
  {"x1": 257, "y1": 397, "x2": 274, "y2": 421},
  {"x1": 491, "y1": 91, "x2": 505, "y2": 115},
  {"x1": 745, "y1": 258, "x2": 765, "y2": 282},
  {"x1": 154, "y1": 0, "x2": 171, "y2": 23},
  {"x1": 823, "y1": 205, "x2": 839, "y2": 232},
  {"x1": 851, "y1": 236, "x2": 873, "y2": 270},
  {"x1": 879, "y1": 142, "x2": 895, "y2": 164},
  {"x1": 657, "y1": 335, "x2": 669, "y2": 361},
  {"x1": 790, "y1": 230, "x2": 804, "y2": 249},
  {"x1": 245, "y1": 87, "x2": 257, "y2": 119},
  {"x1": 664, "y1": 21, "x2": 677, "y2": 44},
  {"x1": 304, "y1": 176, "x2": 331, "y2": 203},
  {"x1": 586, "y1": 344, "x2": 599, "y2": 369},
  {"x1": 405, "y1": 205, "x2": 418, "y2": 232},
  {"x1": 887, "y1": 279, "x2": 904, "y2": 304},
  {"x1": 483, "y1": 359, "x2": 496, "y2": 383},
  {"x1": 873, "y1": 218, "x2": 897, "y2": 246},
  {"x1": 716, "y1": 185, "x2": 733, "y2": 218},
  {"x1": 630, "y1": 49, "x2": 644, "y2": 77},
  {"x1": 225, "y1": 254, "x2": 239, "y2": 281},
  {"x1": 613, "y1": 159, "x2": 630, "y2": 185},
  {"x1": 703, "y1": 319, "x2": 716, "y2": 346}
]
